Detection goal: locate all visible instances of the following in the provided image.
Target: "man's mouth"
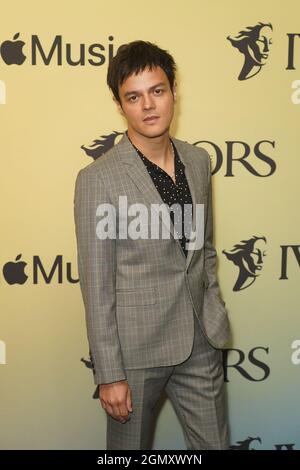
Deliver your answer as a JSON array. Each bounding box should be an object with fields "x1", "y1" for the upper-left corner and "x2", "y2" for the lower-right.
[{"x1": 143, "y1": 115, "x2": 160, "y2": 123}]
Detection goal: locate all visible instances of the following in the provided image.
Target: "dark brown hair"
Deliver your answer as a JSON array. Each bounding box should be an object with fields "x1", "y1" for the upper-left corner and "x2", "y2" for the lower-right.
[{"x1": 107, "y1": 40, "x2": 176, "y2": 105}]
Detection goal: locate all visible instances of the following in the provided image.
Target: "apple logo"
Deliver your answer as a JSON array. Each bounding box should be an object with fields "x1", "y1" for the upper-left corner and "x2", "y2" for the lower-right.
[
  {"x1": 3, "y1": 254, "x2": 28, "y2": 284},
  {"x1": 0, "y1": 33, "x2": 26, "y2": 65}
]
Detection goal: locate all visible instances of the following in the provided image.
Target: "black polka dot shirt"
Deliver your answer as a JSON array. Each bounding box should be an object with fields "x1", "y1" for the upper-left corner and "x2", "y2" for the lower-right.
[{"x1": 126, "y1": 131, "x2": 193, "y2": 258}]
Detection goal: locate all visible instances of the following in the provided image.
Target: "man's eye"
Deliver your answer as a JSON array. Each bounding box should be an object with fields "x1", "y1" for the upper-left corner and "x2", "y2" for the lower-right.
[
  {"x1": 154, "y1": 89, "x2": 163, "y2": 94},
  {"x1": 129, "y1": 95, "x2": 137, "y2": 102}
]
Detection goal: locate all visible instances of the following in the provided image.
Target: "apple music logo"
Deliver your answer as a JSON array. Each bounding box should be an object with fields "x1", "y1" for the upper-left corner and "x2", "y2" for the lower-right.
[
  {"x1": 0, "y1": 340, "x2": 6, "y2": 365},
  {"x1": 0, "y1": 32, "x2": 115, "y2": 66},
  {"x1": 2, "y1": 254, "x2": 79, "y2": 284},
  {"x1": 0, "y1": 33, "x2": 26, "y2": 65},
  {"x1": 3, "y1": 254, "x2": 28, "y2": 285}
]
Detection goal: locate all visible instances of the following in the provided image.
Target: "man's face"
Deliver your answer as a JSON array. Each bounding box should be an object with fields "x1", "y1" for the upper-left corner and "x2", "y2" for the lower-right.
[{"x1": 116, "y1": 65, "x2": 176, "y2": 139}]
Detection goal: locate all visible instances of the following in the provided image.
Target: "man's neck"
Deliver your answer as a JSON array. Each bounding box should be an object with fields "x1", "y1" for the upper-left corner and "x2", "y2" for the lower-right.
[{"x1": 127, "y1": 128, "x2": 173, "y2": 167}]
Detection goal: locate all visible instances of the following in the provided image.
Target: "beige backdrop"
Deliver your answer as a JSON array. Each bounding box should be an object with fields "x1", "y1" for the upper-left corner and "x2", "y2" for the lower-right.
[{"x1": 1, "y1": 0, "x2": 299, "y2": 450}]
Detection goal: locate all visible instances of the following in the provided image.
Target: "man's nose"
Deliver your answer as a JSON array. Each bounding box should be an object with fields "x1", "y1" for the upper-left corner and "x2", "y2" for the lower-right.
[{"x1": 142, "y1": 94, "x2": 155, "y2": 109}]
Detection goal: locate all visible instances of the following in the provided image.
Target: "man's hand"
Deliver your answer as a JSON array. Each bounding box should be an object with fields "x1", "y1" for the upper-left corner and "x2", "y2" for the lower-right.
[{"x1": 99, "y1": 379, "x2": 133, "y2": 423}]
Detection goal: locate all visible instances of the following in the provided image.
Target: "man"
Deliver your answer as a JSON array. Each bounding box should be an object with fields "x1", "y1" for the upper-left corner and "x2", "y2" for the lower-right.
[{"x1": 74, "y1": 40, "x2": 230, "y2": 450}]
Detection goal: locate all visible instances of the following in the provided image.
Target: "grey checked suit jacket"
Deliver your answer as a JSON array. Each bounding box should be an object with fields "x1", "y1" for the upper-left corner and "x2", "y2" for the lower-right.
[{"x1": 74, "y1": 132, "x2": 230, "y2": 385}]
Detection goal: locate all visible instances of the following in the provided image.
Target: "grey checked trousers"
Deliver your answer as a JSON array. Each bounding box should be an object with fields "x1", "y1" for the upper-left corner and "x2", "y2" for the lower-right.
[{"x1": 106, "y1": 312, "x2": 229, "y2": 450}]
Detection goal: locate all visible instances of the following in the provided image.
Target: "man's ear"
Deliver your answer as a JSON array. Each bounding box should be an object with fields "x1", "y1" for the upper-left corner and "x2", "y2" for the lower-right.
[
  {"x1": 113, "y1": 96, "x2": 124, "y2": 115},
  {"x1": 172, "y1": 81, "x2": 177, "y2": 102}
]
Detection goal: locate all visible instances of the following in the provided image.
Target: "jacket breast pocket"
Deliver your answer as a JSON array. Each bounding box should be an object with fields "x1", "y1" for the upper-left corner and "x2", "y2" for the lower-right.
[{"x1": 116, "y1": 287, "x2": 158, "y2": 306}]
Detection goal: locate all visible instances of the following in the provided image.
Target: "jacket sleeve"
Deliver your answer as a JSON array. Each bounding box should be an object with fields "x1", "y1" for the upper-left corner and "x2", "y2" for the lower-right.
[{"x1": 74, "y1": 166, "x2": 126, "y2": 385}]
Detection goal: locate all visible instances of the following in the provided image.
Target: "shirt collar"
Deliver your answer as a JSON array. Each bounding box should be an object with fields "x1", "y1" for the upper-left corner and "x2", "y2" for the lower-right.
[{"x1": 125, "y1": 130, "x2": 185, "y2": 171}]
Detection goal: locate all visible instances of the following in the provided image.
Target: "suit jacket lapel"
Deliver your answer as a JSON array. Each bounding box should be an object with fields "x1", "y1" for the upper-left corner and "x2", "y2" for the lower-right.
[
  {"x1": 116, "y1": 132, "x2": 202, "y2": 270},
  {"x1": 172, "y1": 137, "x2": 201, "y2": 270}
]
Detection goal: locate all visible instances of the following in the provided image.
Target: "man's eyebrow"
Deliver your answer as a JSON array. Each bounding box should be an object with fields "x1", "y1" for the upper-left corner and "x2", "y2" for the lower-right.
[{"x1": 123, "y1": 82, "x2": 166, "y2": 97}]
